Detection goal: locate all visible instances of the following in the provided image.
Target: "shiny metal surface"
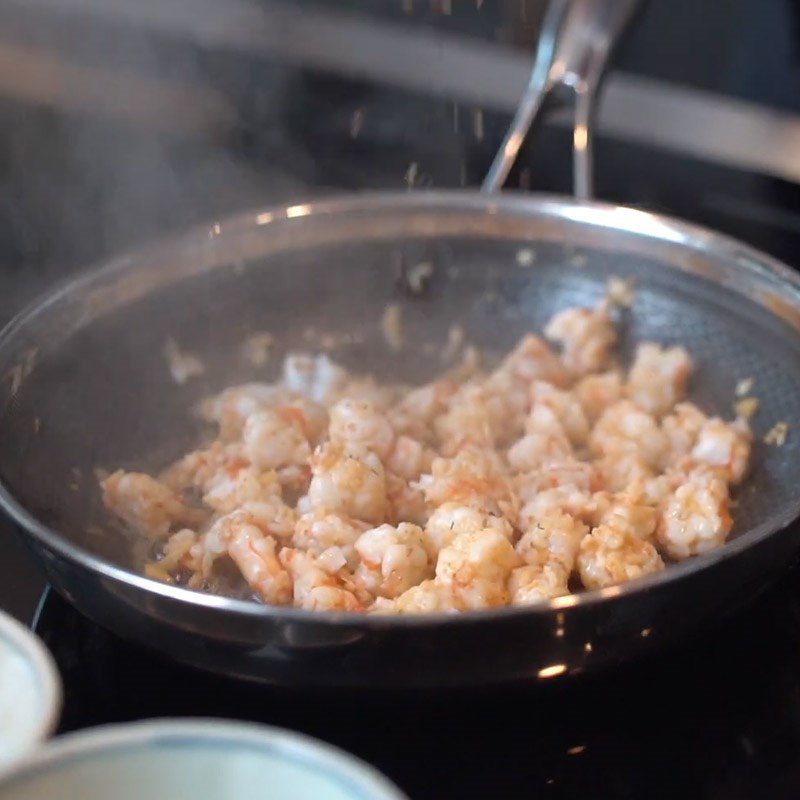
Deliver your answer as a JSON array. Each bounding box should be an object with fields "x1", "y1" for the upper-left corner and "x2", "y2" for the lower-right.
[
  {"x1": 483, "y1": 0, "x2": 640, "y2": 197},
  {"x1": 1, "y1": 191, "x2": 800, "y2": 685}
]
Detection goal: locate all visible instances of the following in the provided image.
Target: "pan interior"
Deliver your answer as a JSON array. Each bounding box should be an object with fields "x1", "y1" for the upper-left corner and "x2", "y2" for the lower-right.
[{"x1": 1, "y1": 196, "x2": 799, "y2": 578}]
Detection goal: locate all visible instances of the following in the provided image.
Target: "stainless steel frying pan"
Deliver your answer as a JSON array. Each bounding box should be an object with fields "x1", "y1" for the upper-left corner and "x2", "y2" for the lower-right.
[{"x1": 2, "y1": 0, "x2": 800, "y2": 687}]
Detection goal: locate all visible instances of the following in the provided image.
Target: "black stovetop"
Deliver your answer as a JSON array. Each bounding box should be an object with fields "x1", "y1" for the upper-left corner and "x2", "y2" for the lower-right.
[{"x1": 27, "y1": 567, "x2": 800, "y2": 800}]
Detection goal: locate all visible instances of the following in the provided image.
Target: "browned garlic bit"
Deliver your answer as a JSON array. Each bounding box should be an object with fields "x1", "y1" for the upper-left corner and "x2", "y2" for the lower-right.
[{"x1": 103, "y1": 290, "x2": 758, "y2": 614}]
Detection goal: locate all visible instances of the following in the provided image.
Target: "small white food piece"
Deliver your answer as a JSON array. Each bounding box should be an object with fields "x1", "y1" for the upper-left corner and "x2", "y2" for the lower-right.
[
  {"x1": 163, "y1": 338, "x2": 204, "y2": 385},
  {"x1": 578, "y1": 524, "x2": 665, "y2": 589}
]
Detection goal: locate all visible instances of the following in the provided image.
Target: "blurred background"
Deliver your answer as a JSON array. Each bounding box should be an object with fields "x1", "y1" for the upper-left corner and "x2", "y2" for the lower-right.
[{"x1": 3, "y1": 0, "x2": 800, "y2": 613}]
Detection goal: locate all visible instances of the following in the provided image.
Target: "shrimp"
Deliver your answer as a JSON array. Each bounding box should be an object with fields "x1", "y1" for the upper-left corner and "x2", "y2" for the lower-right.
[
  {"x1": 544, "y1": 304, "x2": 616, "y2": 375},
  {"x1": 373, "y1": 579, "x2": 455, "y2": 614},
  {"x1": 192, "y1": 511, "x2": 293, "y2": 604},
  {"x1": 589, "y1": 400, "x2": 668, "y2": 470},
  {"x1": 434, "y1": 527, "x2": 520, "y2": 610},
  {"x1": 574, "y1": 371, "x2": 623, "y2": 422},
  {"x1": 662, "y1": 402, "x2": 708, "y2": 464},
  {"x1": 102, "y1": 471, "x2": 204, "y2": 538},
  {"x1": 419, "y1": 446, "x2": 517, "y2": 521},
  {"x1": 514, "y1": 459, "x2": 599, "y2": 502},
  {"x1": 518, "y1": 486, "x2": 595, "y2": 530},
  {"x1": 292, "y1": 511, "x2": 368, "y2": 567},
  {"x1": 507, "y1": 424, "x2": 572, "y2": 473},
  {"x1": 355, "y1": 523, "x2": 432, "y2": 599},
  {"x1": 509, "y1": 563, "x2": 570, "y2": 605},
  {"x1": 657, "y1": 468, "x2": 732, "y2": 559},
  {"x1": 388, "y1": 379, "x2": 457, "y2": 442},
  {"x1": 199, "y1": 383, "x2": 291, "y2": 439},
  {"x1": 689, "y1": 417, "x2": 751, "y2": 484},
  {"x1": 243, "y1": 408, "x2": 311, "y2": 471},
  {"x1": 498, "y1": 334, "x2": 569, "y2": 387},
  {"x1": 529, "y1": 380, "x2": 590, "y2": 445},
  {"x1": 386, "y1": 435, "x2": 433, "y2": 480},
  {"x1": 329, "y1": 398, "x2": 395, "y2": 460},
  {"x1": 385, "y1": 473, "x2": 428, "y2": 526},
  {"x1": 423, "y1": 502, "x2": 513, "y2": 556},
  {"x1": 307, "y1": 442, "x2": 387, "y2": 524},
  {"x1": 595, "y1": 491, "x2": 658, "y2": 540},
  {"x1": 145, "y1": 528, "x2": 199, "y2": 582},
  {"x1": 159, "y1": 440, "x2": 245, "y2": 492},
  {"x1": 626, "y1": 343, "x2": 692, "y2": 417},
  {"x1": 280, "y1": 548, "x2": 362, "y2": 611},
  {"x1": 202, "y1": 464, "x2": 282, "y2": 514},
  {"x1": 578, "y1": 524, "x2": 665, "y2": 589},
  {"x1": 515, "y1": 511, "x2": 587, "y2": 573},
  {"x1": 434, "y1": 383, "x2": 502, "y2": 456}
]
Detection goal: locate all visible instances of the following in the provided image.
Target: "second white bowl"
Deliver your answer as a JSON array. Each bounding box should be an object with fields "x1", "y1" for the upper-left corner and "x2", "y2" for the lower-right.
[{"x1": 0, "y1": 718, "x2": 407, "y2": 800}]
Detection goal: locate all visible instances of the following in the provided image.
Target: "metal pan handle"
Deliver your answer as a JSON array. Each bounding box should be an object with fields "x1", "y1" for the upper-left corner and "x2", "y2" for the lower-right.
[{"x1": 482, "y1": 0, "x2": 640, "y2": 199}]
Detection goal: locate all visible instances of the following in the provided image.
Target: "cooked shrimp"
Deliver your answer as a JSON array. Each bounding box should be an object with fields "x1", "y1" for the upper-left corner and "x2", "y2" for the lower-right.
[
  {"x1": 355, "y1": 523, "x2": 432, "y2": 599},
  {"x1": 385, "y1": 473, "x2": 428, "y2": 526},
  {"x1": 515, "y1": 511, "x2": 587, "y2": 572},
  {"x1": 279, "y1": 548, "x2": 362, "y2": 611},
  {"x1": 574, "y1": 371, "x2": 623, "y2": 423},
  {"x1": 509, "y1": 563, "x2": 570, "y2": 605},
  {"x1": 386, "y1": 435, "x2": 433, "y2": 480},
  {"x1": 529, "y1": 381, "x2": 590, "y2": 445},
  {"x1": 329, "y1": 398, "x2": 395, "y2": 460},
  {"x1": 199, "y1": 383, "x2": 290, "y2": 439},
  {"x1": 419, "y1": 446, "x2": 517, "y2": 521},
  {"x1": 662, "y1": 402, "x2": 708, "y2": 464},
  {"x1": 514, "y1": 460, "x2": 598, "y2": 502},
  {"x1": 423, "y1": 502, "x2": 513, "y2": 555},
  {"x1": 578, "y1": 524, "x2": 665, "y2": 589},
  {"x1": 518, "y1": 486, "x2": 594, "y2": 530},
  {"x1": 373, "y1": 579, "x2": 455, "y2": 614},
  {"x1": 626, "y1": 343, "x2": 693, "y2": 417},
  {"x1": 595, "y1": 491, "x2": 657, "y2": 540},
  {"x1": 544, "y1": 304, "x2": 616, "y2": 375},
  {"x1": 292, "y1": 511, "x2": 367, "y2": 567},
  {"x1": 434, "y1": 527, "x2": 520, "y2": 610},
  {"x1": 192, "y1": 511, "x2": 293, "y2": 604},
  {"x1": 590, "y1": 400, "x2": 668, "y2": 469},
  {"x1": 690, "y1": 417, "x2": 751, "y2": 484},
  {"x1": 657, "y1": 468, "x2": 732, "y2": 559},
  {"x1": 498, "y1": 334, "x2": 569, "y2": 387},
  {"x1": 202, "y1": 465, "x2": 282, "y2": 514},
  {"x1": 102, "y1": 471, "x2": 204, "y2": 538},
  {"x1": 112, "y1": 297, "x2": 754, "y2": 612},
  {"x1": 307, "y1": 442, "x2": 387, "y2": 523},
  {"x1": 243, "y1": 408, "x2": 311, "y2": 471}
]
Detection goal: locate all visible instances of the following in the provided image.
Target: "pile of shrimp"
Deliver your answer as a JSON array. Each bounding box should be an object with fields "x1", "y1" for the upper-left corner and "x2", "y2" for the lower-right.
[{"x1": 101, "y1": 292, "x2": 751, "y2": 614}]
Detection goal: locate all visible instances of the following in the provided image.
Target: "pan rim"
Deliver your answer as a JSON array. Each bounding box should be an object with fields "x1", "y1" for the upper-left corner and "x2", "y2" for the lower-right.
[{"x1": 2, "y1": 188, "x2": 800, "y2": 628}]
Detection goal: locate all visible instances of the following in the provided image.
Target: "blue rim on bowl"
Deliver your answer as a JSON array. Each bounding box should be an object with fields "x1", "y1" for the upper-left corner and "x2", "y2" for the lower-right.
[
  {"x1": 0, "y1": 718, "x2": 407, "y2": 799},
  {"x1": 0, "y1": 608, "x2": 61, "y2": 770}
]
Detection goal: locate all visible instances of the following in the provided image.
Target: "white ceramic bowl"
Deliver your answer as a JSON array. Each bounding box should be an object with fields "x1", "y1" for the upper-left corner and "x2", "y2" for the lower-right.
[
  {"x1": 0, "y1": 609, "x2": 61, "y2": 771},
  {"x1": 0, "y1": 719, "x2": 407, "y2": 800}
]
